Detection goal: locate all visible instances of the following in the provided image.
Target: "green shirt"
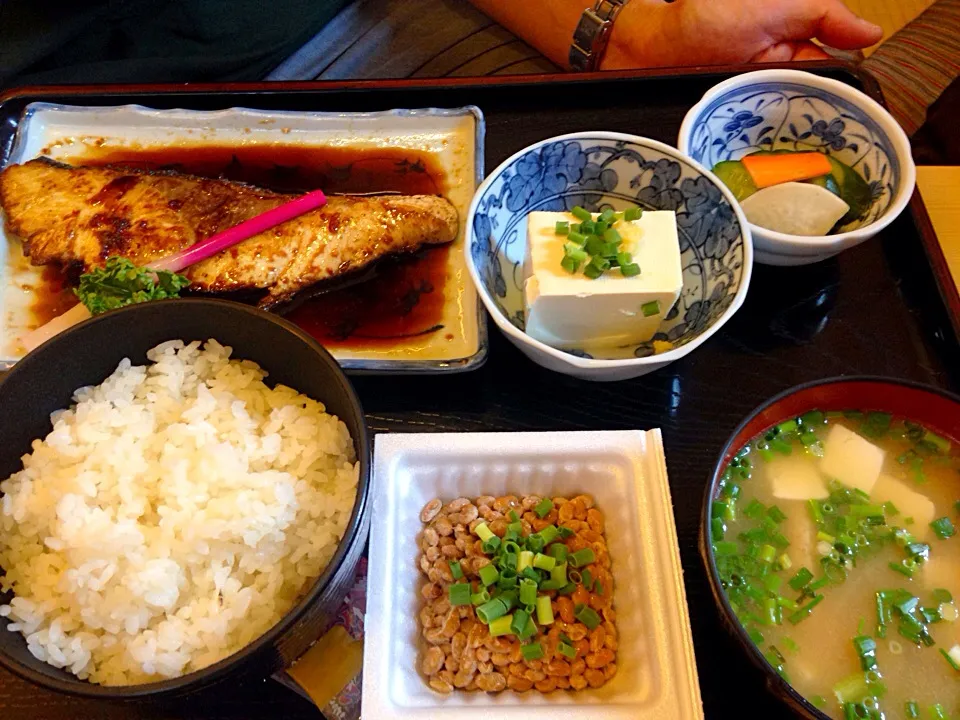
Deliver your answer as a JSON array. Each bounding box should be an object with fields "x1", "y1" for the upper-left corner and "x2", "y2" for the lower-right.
[{"x1": 0, "y1": 0, "x2": 348, "y2": 87}]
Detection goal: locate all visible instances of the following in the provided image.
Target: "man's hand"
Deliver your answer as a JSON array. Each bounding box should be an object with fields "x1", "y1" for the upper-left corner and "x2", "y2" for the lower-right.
[{"x1": 603, "y1": 0, "x2": 884, "y2": 69}]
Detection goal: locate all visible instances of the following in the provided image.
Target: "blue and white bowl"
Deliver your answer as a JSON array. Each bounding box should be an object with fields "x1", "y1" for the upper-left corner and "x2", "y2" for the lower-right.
[
  {"x1": 679, "y1": 69, "x2": 916, "y2": 266},
  {"x1": 465, "y1": 132, "x2": 753, "y2": 382}
]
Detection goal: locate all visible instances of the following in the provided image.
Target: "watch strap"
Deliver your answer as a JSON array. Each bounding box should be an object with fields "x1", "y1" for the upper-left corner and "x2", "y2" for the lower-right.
[{"x1": 569, "y1": 0, "x2": 628, "y2": 72}]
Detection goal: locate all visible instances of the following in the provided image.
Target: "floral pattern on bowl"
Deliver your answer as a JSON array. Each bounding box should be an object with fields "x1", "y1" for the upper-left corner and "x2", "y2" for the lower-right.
[
  {"x1": 684, "y1": 81, "x2": 900, "y2": 232},
  {"x1": 469, "y1": 135, "x2": 749, "y2": 360}
]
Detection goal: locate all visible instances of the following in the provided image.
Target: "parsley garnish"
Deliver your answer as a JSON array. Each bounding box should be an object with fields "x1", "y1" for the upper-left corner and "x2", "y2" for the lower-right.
[{"x1": 75, "y1": 257, "x2": 190, "y2": 316}]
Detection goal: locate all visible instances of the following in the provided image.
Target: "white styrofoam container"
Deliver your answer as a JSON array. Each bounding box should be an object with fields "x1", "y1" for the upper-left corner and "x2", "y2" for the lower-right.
[{"x1": 363, "y1": 431, "x2": 703, "y2": 719}]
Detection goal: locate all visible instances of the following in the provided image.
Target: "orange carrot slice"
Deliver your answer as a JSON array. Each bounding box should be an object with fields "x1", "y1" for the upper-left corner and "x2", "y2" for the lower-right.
[{"x1": 741, "y1": 152, "x2": 833, "y2": 189}]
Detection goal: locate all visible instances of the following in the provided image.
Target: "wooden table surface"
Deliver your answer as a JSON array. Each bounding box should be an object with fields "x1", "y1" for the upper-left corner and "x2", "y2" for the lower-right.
[{"x1": 919, "y1": 167, "x2": 960, "y2": 291}]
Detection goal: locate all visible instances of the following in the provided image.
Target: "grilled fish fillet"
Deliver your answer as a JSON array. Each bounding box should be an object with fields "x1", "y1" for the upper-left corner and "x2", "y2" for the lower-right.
[{"x1": 0, "y1": 157, "x2": 458, "y2": 307}]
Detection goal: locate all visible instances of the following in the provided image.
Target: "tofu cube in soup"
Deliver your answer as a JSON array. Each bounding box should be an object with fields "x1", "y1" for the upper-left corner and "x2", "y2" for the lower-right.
[
  {"x1": 768, "y1": 456, "x2": 829, "y2": 500},
  {"x1": 871, "y1": 473, "x2": 936, "y2": 539},
  {"x1": 819, "y1": 424, "x2": 884, "y2": 494}
]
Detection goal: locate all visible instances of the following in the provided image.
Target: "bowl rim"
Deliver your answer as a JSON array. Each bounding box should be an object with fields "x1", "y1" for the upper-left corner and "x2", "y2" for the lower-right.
[
  {"x1": 0, "y1": 298, "x2": 372, "y2": 698},
  {"x1": 677, "y1": 69, "x2": 918, "y2": 248},
  {"x1": 464, "y1": 130, "x2": 754, "y2": 370},
  {"x1": 699, "y1": 375, "x2": 960, "y2": 720}
]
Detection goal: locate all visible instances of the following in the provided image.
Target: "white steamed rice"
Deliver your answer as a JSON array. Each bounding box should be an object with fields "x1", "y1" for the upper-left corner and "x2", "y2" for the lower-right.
[{"x1": 0, "y1": 339, "x2": 359, "y2": 685}]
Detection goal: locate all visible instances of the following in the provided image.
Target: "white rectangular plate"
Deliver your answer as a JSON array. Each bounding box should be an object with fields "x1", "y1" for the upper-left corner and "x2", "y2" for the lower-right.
[
  {"x1": 0, "y1": 102, "x2": 486, "y2": 373},
  {"x1": 364, "y1": 430, "x2": 703, "y2": 720}
]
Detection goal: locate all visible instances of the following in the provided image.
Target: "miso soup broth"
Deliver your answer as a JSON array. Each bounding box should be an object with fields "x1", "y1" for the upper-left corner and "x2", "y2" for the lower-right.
[{"x1": 712, "y1": 411, "x2": 960, "y2": 720}]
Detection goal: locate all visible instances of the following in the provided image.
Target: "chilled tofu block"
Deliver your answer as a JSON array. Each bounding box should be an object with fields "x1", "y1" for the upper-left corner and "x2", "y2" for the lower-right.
[
  {"x1": 872, "y1": 473, "x2": 936, "y2": 538},
  {"x1": 768, "y1": 456, "x2": 829, "y2": 500},
  {"x1": 523, "y1": 210, "x2": 683, "y2": 350},
  {"x1": 819, "y1": 424, "x2": 884, "y2": 494}
]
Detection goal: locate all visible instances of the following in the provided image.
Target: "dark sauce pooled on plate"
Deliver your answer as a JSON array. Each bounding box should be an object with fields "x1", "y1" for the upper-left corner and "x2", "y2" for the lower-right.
[{"x1": 30, "y1": 144, "x2": 453, "y2": 351}]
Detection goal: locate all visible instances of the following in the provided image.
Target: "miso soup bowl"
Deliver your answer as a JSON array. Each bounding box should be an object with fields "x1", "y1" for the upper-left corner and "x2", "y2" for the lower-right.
[
  {"x1": 679, "y1": 70, "x2": 916, "y2": 266},
  {"x1": 700, "y1": 377, "x2": 960, "y2": 718}
]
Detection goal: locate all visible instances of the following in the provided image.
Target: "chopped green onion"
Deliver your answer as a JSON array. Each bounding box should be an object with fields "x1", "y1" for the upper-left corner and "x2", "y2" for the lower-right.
[
  {"x1": 501, "y1": 554, "x2": 518, "y2": 572},
  {"x1": 471, "y1": 591, "x2": 491, "y2": 606},
  {"x1": 449, "y1": 582, "x2": 472, "y2": 606},
  {"x1": 849, "y1": 504, "x2": 885, "y2": 519},
  {"x1": 560, "y1": 256, "x2": 578, "y2": 274},
  {"x1": 599, "y1": 208, "x2": 616, "y2": 223},
  {"x1": 789, "y1": 567, "x2": 814, "y2": 591},
  {"x1": 922, "y1": 430, "x2": 951, "y2": 454},
  {"x1": 853, "y1": 636, "x2": 877, "y2": 671},
  {"x1": 570, "y1": 548, "x2": 596, "y2": 568},
  {"x1": 931, "y1": 517, "x2": 956, "y2": 539},
  {"x1": 449, "y1": 561, "x2": 463, "y2": 580},
  {"x1": 571, "y1": 206, "x2": 591, "y2": 222},
  {"x1": 713, "y1": 541, "x2": 739, "y2": 557},
  {"x1": 521, "y1": 567, "x2": 540, "y2": 582},
  {"x1": 582, "y1": 568, "x2": 594, "y2": 591},
  {"x1": 574, "y1": 604, "x2": 602, "y2": 630},
  {"x1": 555, "y1": 221, "x2": 570, "y2": 236},
  {"x1": 615, "y1": 251, "x2": 633, "y2": 268},
  {"x1": 588, "y1": 256, "x2": 610, "y2": 274},
  {"x1": 498, "y1": 590, "x2": 519, "y2": 612},
  {"x1": 567, "y1": 231, "x2": 588, "y2": 247},
  {"x1": 507, "y1": 510, "x2": 519, "y2": 522},
  {"x1": 511, "y1": 609, "x2": 529, "y2": 636},
  {"x1": 942, "y1": 644, "x2": 960, "y2": 671},
  {"x1": 517, "y1": 551, "x2": 534, "y2": 574},
  {"x1": 539, "y1": 579, "x2": 564, "y2": 591},
  {"x1": 641, "y1": 300, "x2": 660, "y2": 317},
  {"x1": 533, "y1": 497, "x2": 554, "y2": 518},
  {"x1": 536, "y1": 595, "x2": 554, "y2": 626},
  {"x1": 527, "y1": 534, "x2": 546, "y2": 555},
  {"x1": 603, "y1": 228, "x2": 621, "y2": 244},
  {"x1": 564, "y1": 243, "x2": 589, "y2": 263},
  {"x1": 538, "y1": 525, "x2": 560, "y2": 546},
  {"x1": 476, "y1": 598, "x2": 508, "y2": 624},
  {"x1": 533, "y1": 553, "x2": 556, "y2": 571},
  {"x1": 517, "y1": 616, "x2": 537, "y2": 640},
  {"x1": 767, "y1": 505, "x2": 788, "y2": 524},
  {"x1": 479, "y1": 563, "x2": 500, "y2": 587},
  {"x1": 833, "y1": 672, "x2": 870, "y2": 704},
  {"x1": 620, "y1": 263, "x2": 641, "y2": 277},
  {"x1": 548, "y1": 544, "x2": 569, "y2": 563},
  {"x1": 482, "y1": 536, "x2": 501, "y2": 554},
  {"x1": 521, "y1": 642, "x2": 544, "y2": 661},
  {"x1": 557, "y1": 582, "x2": 577, "y2": 596},
  {"x1": 580, "y1": 220, "x2": 597, "y2": 236},
  {"x1": 550, "y1": 562, "x2": 568, "y2": 585},
  {"x1": 889, "y1": 560, "x2": 917, "y2": 578},
  {"x1": 759, "y1": 544, "x2": 777, "y2": 564},
  {"x1": 583, "y1": 263, "x2": 603, "y2": 280},
  {"x1": 475, "y1": 522, "x2": 494, "y2": 542},
  {"x1": 934, "y1": 588, "x2": 954, "y2": 604},
  {"x1": 624, "y1": 207, "x2": 642, "y2": 221},
  {"x1": 788, "y1": 595, "x2": 824, "y2": 624},
  {"x1": 519, "y1": 579, "x2": 538, "y2": 607},
  {"x1": 930, "y1": 704, "x2": 950, "y2": 720},
  {"x1": 557, "y1": 526, "x2": 575, "y2": 539},
  {"x1": 557, "y1": 641, "x2": 577, "y2": 660},
  {"x1": 906, "y1": 701, "x2": 919, "y2": 718},
  {"x1": 489, "y1": 614, "x2": 514, "y2": 637}
]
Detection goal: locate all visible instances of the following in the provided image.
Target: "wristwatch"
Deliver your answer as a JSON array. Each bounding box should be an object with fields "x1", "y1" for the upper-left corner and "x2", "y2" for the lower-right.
[{"x1": 569, "y1": 0, "x2": 629, "y2": 72}]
